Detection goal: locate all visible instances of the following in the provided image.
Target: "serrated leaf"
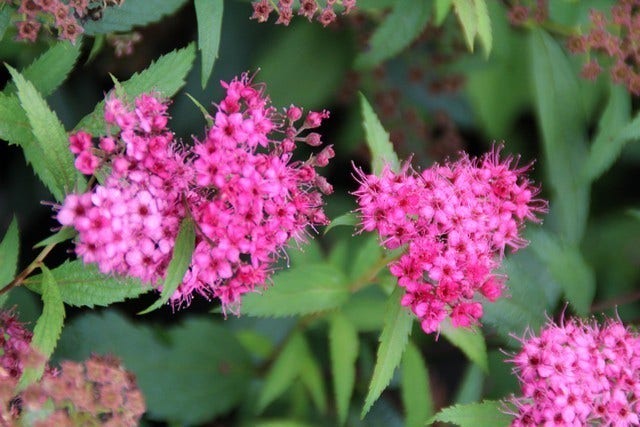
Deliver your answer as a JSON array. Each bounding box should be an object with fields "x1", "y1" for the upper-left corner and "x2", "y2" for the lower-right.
[
  {"x1": 18, "y1": 266, "x2": 65, "y2": 389},
  {"x1": 0, "y1": 217, "x2": 19, "y2": 289},
  {"x1": 33, "y1": 227, "x2": 76, "y2": 249},
  {"x1": 25, "y1": 260, "x2": 150, "y2": 308},
  {"x1": 140, "y1": 217, "x2": 195, "y2": 314},
  {"x1": 83, "y1": 0, "x2": 189, "y2": 34},
  {"x1": 361, "y1": 287, "x2": 414, "y2": 418},
  {"x1": 354, "y1": 0, "x2": 431, "y2": 69},
  {"x1": 258, "y1": 332, "x2": 307, "y2": 412},
  {"x1": 3, "y1": 41, "x2": 82, "y2": 97},
  {"x1": 8, "y1": 65, "x2": 82, "y2": 200},
  {"x1": 300, "y1": 348, "x2": 328, "y2": 413},
  {"x1": 474, "y1": 0, "x2": 492, "y2": 56},
  {"x1": 440, "y1": 321, "x2": 488, "y2": 372},
  {"x1": 429, "y1": 400, "x2": 512, "y2": 427},
  {"x1": 402, "y1": 341, "x2": 433, "y2": 427},
  {"x1": 75, "y1": 44, "x2": 196, "y2": 135},
  {"x1": 453, "y1": 0, "x2": 477, "y2": 52},
  {"x1": 584, "y1": 84, "x2": 638, "y2": 183},
  {"x1": 435, "y1": 0, "x2": 453, "y2": 25},
  {"x1": 241, "y1": 264, "x2": 349, "y2": 317},
  {"x1": 195, "y1": 0, "x2": 223, "y2": 89},
  {"x1": 359, "y1": 93, "x2": 400, "y2": 174},
  {"x1": 324, "y1": 212, "x2": 357, "y2": 235},
  {"x1": 530, "y1": 29, "x2": 589, "y2": 244},
  {"x1": 329, "y1": 312, "x2": 359, "y2": 425}
]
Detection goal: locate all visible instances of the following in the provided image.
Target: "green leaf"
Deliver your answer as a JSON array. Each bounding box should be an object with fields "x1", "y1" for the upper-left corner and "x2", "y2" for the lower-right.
[
  {"x1": 185, "y1": 92, "x2": 213, "y2": 126},
  {"x1": 241, "y1": 264, "x2": 349, "y2": 317},
  {"x1": 629, "y1": 209, "x2": 640, "y2": 221},
  {"x1": 0, "y1": 7, "x2": 10, "y2": 40},
  {"x1": 361, "y1": 287, "x2": 414, "y2": 418},
  {"x1": 26, "y1": 260, "x2": 150, "y2": 308},
  {"x1": 324, "y1": 212, "x2": 357, "y2": 235},
  {"x1": 33, "y1": 227, "x2": 76, "y2": 249},
  {"x1": 454, "y1": 364, "x2": 485, "y2": 404},
  {"x1": 342, "y1": 287, "x2": 387, "y2": 331},
  {"x1": 329, "y1": 312, "x2": 359, "y2": 425},
  {"x1": 300, "y1": 348, "x2": 328, "y2": 413},
  {"x1": 440, "y1": 321, "x2": 488, "y2": 372},
  {"x1": 75, "y1": 44, "x2": 196, "y2": 135},
  {"x1": 529, "y1": 230, "x2": 595, "y2": 316},
  {"x1": 429, "y1": 400, "x2": 512, "y2": 427},
  {"x1": 0, "y1": 217, "x2": 19, "y2": 289},
  {"x1": 83, "y1": 0, "x2": 189, "y2": 34},
  {"x1": 195, "y1": 0, "x2": 223, "y2": 89},
  {"x1": 530, "y1": 29, "x2": 589, "y2": 244},
  {"x1": 474, "y1": 0, "x2": 492, "y2": 56},
  {"x1": 3, "y1": 41, "x2": 82, "y2": 97},
  {"x1": 402, "y1": 341, "x2": 434, "y2": 427},
  {"x1": 287, "y1": 239, "x2": 324, "y2": 268},
  {"x1": 354, "y1": 0, "x2": 431, "y2": 69},
  {"x1": 140, "y1": 217, "x2": 195, "y2": 314},
  {"x1": 434, "y1": 0, "x2": 453, "y2": 25},
  {"x1": 359, "y1": 93, "x2": 400, "y2": 174},
  {"x1": 349, "y1": 233, "x2": 383, "y2": 281},
  {"x1": 19, "y1": 266, "x2": 65, "y2": 389},
  {"x1": 453, "y1": 0, "x2": 477, "y2": 52},
  {"x1": 584, "y1": 84, "x2": 638, "y2": 182},
  {"x1": 258, "y1": 332, "x2": 307, "y2": 412}
]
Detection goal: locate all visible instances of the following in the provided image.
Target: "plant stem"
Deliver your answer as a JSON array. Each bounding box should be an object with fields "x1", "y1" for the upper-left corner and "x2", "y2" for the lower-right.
[
  {"x1": 0, "y1": 242, "x2": 57, "y2": 296},
  {"x1": 590, "y1": 289, "x2": 640, "y2": 313},
  {"x1": 348, "y1": 248, "x2": 404, "y2": 293}
]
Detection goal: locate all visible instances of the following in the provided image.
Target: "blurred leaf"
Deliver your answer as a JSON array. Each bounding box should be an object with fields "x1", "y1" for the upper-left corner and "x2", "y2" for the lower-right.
[
  {"x1": 8, "y1": 65, "x2": 83, "y2": 201},
  {"x1": 0, "y1": 7, "x2": 11, "y2": 40},
  {"x1": 236, "y1": 330, "x2": 275, "y2": 359},
  {"x1": 349, "y1": 233, "x2": 383, "y2": 281},
  {"x1": 342, "y1": 287, "x2": 387, "y2": 331},
  {"x1": 258, "y1": 332, "x2": 307, "y2": 412},
  {"x1": 401, "y1": 341, "x2": 434, "y2": 427},
  {"x1": 435, "y1": 0, "x2": 453, "y2": 25},
  {"x1": 429, "y1": 400, "x2": 512, "y2": 426},
  {"x1": 329, "y1": 312, "x2": 359, "y2": 425},
  {"x1": 360, "y1": 93, "x2": 400, "y2": 174},
  {"x1": 241, "y1": 264, "x2": 349, "y2": 317},
  {"x1": 83, "y1": 0, "x2": 189, "y2": 34},
  {"x1": 474, "y1": 0, "x2": 492, "y2": 56},
  {"x1": 253, "y1": 421, "x2": 315, "y2": 427},
  {"x1": 325, "y1": 212, "x2": 357, "y2": 235},
  {"x1": 185, "y1": 92, "x2": 213, "y2": 126},
  {"x1": 440, "y1": 321, "x2": 488, "y2": 372},
  {"x1": 453, "y1": 0, "x2": 477, "y2": 51},
  {"x1": 33, "y1": 227, "x2": 76, "y2": 249},
  {"x1": 75, "y1": 44, "x2": 196, "y2": 134},
  {"x1": 354, "y1": 0, "x2": 431, "y2": 69},
  {"x1": 530, "y1": 29, "x2": 589, "y2": 244},
  {"x1": 195, "y1": 0, "x2": 223, "y2": 88},
  {"x1": 0, "y1": 217, "x2": 19, "y2": 289},
  {"x1": 86, "y1": 34, "x2": 105, "y2": 64},
  {"x1": 362, "y1": 287, "x2": 413, "y2": 418},
  {"x1": 26, "y1": 260, "x2": 150, "y2": 308},
  {"x1": 454, "y1": 364, "x2": 485, "y2": 404},
  {"x1": 19, "y1": 266, "x2": 65, "y2": 389},
  {"x1": 629, "y1": 209, "x2": 640, "y2": 221},
  {"x1": 287, "y1": 239, "x2": 324, "y2": 268},
  {"x1": 140, "y1": 217, "x2": 195, "y2": 314},
  {"x1": 300, "y1": 348, "x2": 328, "y2": 413}
]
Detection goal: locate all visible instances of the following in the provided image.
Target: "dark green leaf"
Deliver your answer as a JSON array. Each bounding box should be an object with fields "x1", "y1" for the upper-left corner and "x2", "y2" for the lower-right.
[
  {"x1": 241, "y1": 264, "x2": 349, "y2": 317},
  {"x1": 324, "y1": 212, "x2": 357, "y2": 235},
  {"x1": 454, "y1": 364, "x2": 485, "y2": 404},
  {"x1": 26, "y1": 260, "x2": 150, "y2": 308},
  {"x1": 354, "y1": 0, "x2": 431, "y2": 69},
  {"x1": 349, "y1": 233, "x2": 383, "y2": 281},
  {"x1": 0, "y1": 7, "x2": 11, "y2": 40},
  {"x1": 440, "y1": 321, "x2": 488, "y2": 372},
  {"x1": 434, "y1": 0, "x2": 453, "y2": 25},
  {"x1": 185, "y1": 92, "x2": 213, "y2": 126},
  {"x1": 429, "y1": 400, "x2": 512, "y2": 427},
  {"x1": 33, "y1": 227, "x2": 76, "y2": 249},
  {"x1": 195, "y1": 0, "x2": 223, "y2": 88},
  {"x1": 475, "y1": 0, "x2": 492, "y2": 56},
  {"x1": 140, "y1": 217, "x2": 195, "y2": 314},
  {"x1": 300, "y1": 349, "x2": 328, "y2": 413},
  {"x1": 360, "y1": 93, "x2": 400, "y2": 174},
  {"x1": 342, "y1": 287, "x2": 387, "y2": 331},
  {"x1": 83, "y1": 0, "x2": 189, "y2": 34},
  {"x1": 329, "y1": 312, "x2": 359, "y2": 425},
  {"x1": 402, "y1": 341, "x2": 434, "y2": 427},
  {"x1": 629, "y1": 209, "x2": 640, "y2": 221},
  {"x1": 362, "y1": 287, "x2": 414, "y2": 418},
  {"x1": 0, "y1": 217, "x2": 19, "y2": 289},
  {"x1": 86, "y1": 34, "x2": 106, "y2": 64},
  {"x1": 453, "y1": 0, "x2": 477, "y2": 51}
]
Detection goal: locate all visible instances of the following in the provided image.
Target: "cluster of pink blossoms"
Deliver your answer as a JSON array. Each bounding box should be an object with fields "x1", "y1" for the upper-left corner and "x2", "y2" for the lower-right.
[
  {"x1": 507, "y1": 317, "x2": 640, "y2": 426},
  {"x1": 354, "y1": 147, "x2": 546, "y2": 333},
  {"x1": 251, "y1": 0, "x2": 355, "y2": 27},
  {"x1": 57, "y1": 74, "x2": 333, "y2": 310}
]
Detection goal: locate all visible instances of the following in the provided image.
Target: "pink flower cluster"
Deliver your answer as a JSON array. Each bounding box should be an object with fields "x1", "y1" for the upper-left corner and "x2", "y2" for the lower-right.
[
  {"x1": 354, "y1": 147, "x2": 546, "y2": 333},
  {"x1": 250, "y1": 0, "x2": 355, "y2": 27},
  {"x1": 57, "y1": 73, "x2": 333, "y2": 310},
  {"x1": 507, "y1": 317, "x2": 640, "y2": 426}
]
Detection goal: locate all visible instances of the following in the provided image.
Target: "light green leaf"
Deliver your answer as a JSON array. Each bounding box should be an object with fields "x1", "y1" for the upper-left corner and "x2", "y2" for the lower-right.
[
  {"x1": 454, "y1": 364, "x2": 485, "y2": 404},
  {"x1": 0, "y1": 217, "x2": 19, "y2": 289},
  {"x1": 195, "y1": 0, "x2": 223, "y2": 89},
  {"x1": 258, "y1": 332, "x2": 307, "y2": 412},
  {"x1": 241, "y1": 264, "x2": 349, "y2": 317},
  {"x1": 324, "y1": 212, "x2": 357, "y2": 235},
  {"x1": 287, "y1": 239, "x2": 324, "y2": 268},
  {"x1": 140, "y1": 217, "x2": 195, "y2": 314},
  {"x1": 33, "y1": 227, "x2": 76, "y2": 249},
  {"x1": 83, "y1": 0, "x2": 189, "y2": 34},
  {"x1": 354, "y1": 0, "x2": 431, "y2": 69},
  {"x1": 474, "y1": 0, "x2": 492, "y2": 56},
  {"x1": 453, "y1": 0, "x2": 477, "y2": 52},
  {"x1": 402, "y1": 341, "x2": 433, "y2": 427},
  {"x1": 19, "y1": 266, "x2": 65, "y2": 389},
  {"x1": 429, "y1": 400, "x2": 512, "y2": 427},
  {"x1": 440, "y1": 321, "x2": 488, "y2": 372},
  {"x1": 300, "y1": 348, "x2": 328, "y2": 413},
  {"x1": 75, "y1": 44, "x2": 196, "y2": 135},
  {"x1": 185, "y1": 92, "x2": 213, "y2": 126},
  {"x1": 329, "y1": 312, "x2": 359, "y2": 425},
  {"x1": 349, "y1": 233, "x2": 383, "y2": 281},
  {"x1": 530, "y1": 29, "x2": 589, "y2": 244},
  {"x1": 360, "y1": 93, "x2": 400, "y2": 174},
  {"x1": 435, "y1": 0, "x2": 453, "y2": 25},
  {"x1": 26, "y1": 260, "x2": 150, "y2": 308},
  {"x1": 361, "y1": 287, "x2": 414, "y2": 418}
]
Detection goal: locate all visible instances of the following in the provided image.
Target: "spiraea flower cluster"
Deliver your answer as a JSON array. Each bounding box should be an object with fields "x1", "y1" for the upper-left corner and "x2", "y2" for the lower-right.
[
  {"x1": 507, "y1": 317, "x2": 640, "y2": 426},
  {"x1": 507, "y1": 0, "x2": 549, "y2": 27},
  {"x1": 57, "y1": 73, "x2": 333, "y2": 310},
  {"x1": 354, "y1": 147, "x2": 546, "y2": 333},
  {"x1": 568, "y1": 1, "x2": 640, "y2": 95},
  {"x1": 250, "y1": 0, "x2": 356, "y2": 27}
]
